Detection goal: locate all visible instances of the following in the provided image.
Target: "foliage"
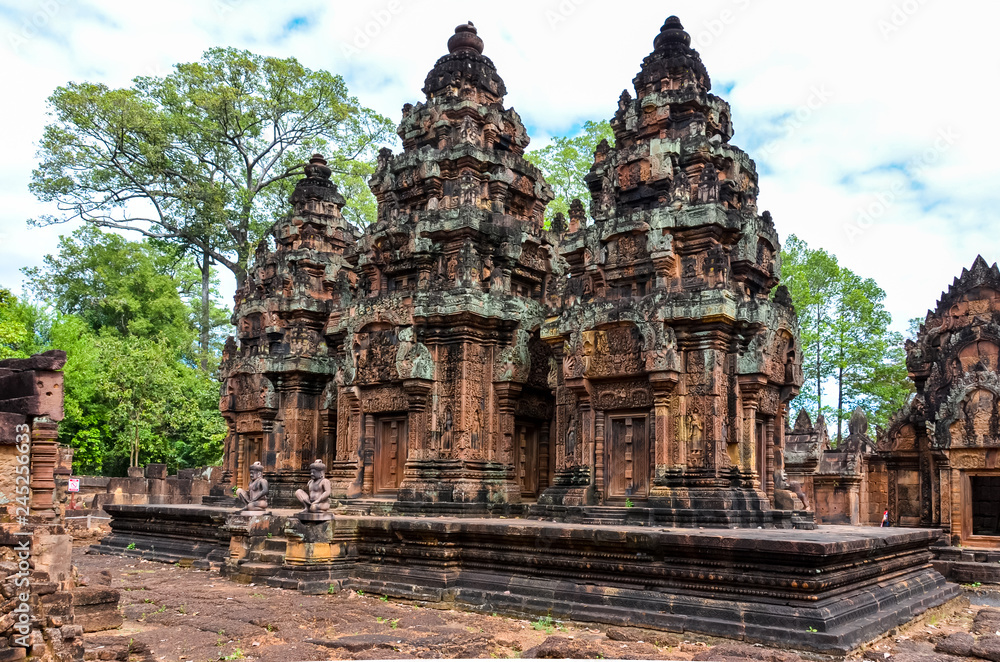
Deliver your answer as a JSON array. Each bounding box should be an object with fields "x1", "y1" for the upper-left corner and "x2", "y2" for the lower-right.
[
  {"x1": 780, "y1": 235, "x2": 912, "y2": 436},
  {"x1": 525, "y1": 120, "x2": 614, "y2": 224},
  {"x1": 780, "y1": 236, "x2": 839, "y2": 417},
  {"x1": 0, "y1": 289, "x2": 47, "y2": 359},
  {"x1": 30, "y1": 48, "x2": 394, "y2": 361},
  {"x1": 23, "y1": 226, "x2": 195, "y2": 351},
  {"x1": 21, "y1": 228, "x2": 225, "y2": 474},
  {"x1": 31, "y1": 47, "x2": 394, "y2": 279}
]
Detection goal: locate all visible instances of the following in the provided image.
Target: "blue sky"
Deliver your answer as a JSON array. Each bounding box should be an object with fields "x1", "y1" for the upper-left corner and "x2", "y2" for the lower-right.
[{"x1": 1, "y1": 0, "x2": 998, "y2": 334}]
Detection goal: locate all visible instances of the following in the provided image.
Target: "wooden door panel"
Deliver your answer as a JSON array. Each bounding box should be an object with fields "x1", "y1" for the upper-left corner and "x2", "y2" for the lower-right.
[
  {"x1": 605, "y1": 415, "x2": 649, "y2": 499},
  {"x1": 516, "y1": 422, "x2": 539, "y2": 498},
  {"x1": 375, "y1": 417, "x2": 407, "y2": 495}
]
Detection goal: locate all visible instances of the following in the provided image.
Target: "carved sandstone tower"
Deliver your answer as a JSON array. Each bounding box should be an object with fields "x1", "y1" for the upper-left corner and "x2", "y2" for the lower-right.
[
  {"x1": 220, "y1": 156, "x2": 357, "y2": 506},
  {"x1": 875, "y1": 256, "x2": 1000, "y2": 544},
  {"x1": 328, "y1": 22, "x2": 556, "y2": 503},
  {"x1": 540, "y1": 17, "x2": 804, "y2": 525}
]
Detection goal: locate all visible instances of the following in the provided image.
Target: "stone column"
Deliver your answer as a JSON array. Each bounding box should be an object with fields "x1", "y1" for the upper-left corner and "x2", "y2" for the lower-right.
[
  {"x1": 740, "y1": 396, "x2": 759, "y2": 485},
  {"x1": 362, "y1": 414, "x2": 375, "y2": 496},
  {"x1": 494, "y1": 383, "x2": 522, "y2": 467},
  {"x1": 593, "y1": 407, "x2": 605, "y2": 500},
  {"x1": 649, "y1": 372, "x2": 679, "y2": 473},
  {"x1": 737, "y1": 377, "x2": 766, "y2": 488},
  {"x1": 403, "y1": 379, "x2": 433, "y2": 460},
  {"x1": 765, "y1": 417, "x2": 776, "y2": 501},
  {"x1": 30, "y1": 417, "x2": 59, "y2": 521}
]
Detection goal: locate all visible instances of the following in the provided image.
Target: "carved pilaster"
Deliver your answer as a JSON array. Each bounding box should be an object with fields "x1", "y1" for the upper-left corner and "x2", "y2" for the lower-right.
[
  {"x1": 650, "y1": 372, "x2": 679, "y2": 471},
  {"x1": 494, "y1": 382, "x2": 522, "y2": 467},
  {"x1": 362, "y1": 414, "x2": 375, "y2": 496},
  {"x1": 29, "y1": 418, "x2": 58, "y2": 521},
  {"x1": 403, "y1": 379, "x2": 433, "y2": 457},
  {"x1": 738, "y1": 376, "x2": 767, "y2": 488}
]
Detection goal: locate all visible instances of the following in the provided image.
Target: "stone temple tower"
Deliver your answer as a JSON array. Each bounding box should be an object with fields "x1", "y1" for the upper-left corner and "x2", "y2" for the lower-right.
[
  {"x1": 219, "y1": 17, "x2": 805, "y2": 524},
  {"x1": 328, "y1": 22, "x2": 556, "y2": 504},
  {"x1": 220, "y1": 155, "x2": 357, "y2": 506},
  {"x1": 540, "y1": 16, "x2": 805, "y2": 525}
]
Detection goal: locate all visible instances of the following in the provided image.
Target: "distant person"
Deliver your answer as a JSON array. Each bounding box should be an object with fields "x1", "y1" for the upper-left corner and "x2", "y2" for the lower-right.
[{"x1": 880, "y1": 510, "x2": 890, "y2": 527}]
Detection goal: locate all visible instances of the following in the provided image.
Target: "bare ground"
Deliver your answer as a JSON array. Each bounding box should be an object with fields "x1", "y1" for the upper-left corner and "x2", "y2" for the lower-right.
[{"x1": 73, "y1": 544, "x2": 996, "y2": 662}]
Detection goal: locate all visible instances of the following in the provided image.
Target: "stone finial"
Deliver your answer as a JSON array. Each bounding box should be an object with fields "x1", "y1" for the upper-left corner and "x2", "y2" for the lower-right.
[
  {"x1": 568, "y1": 198, "x2": 586, "y2": 232},
  {"x1": 653, "y1": 15, "x2": 691, "y2": 50},
  {"x1": 291, "y1": 153, "x2": 345, "y2": 208},
  {"x1": 304, "y1": 154, "x2": 332, "y2": 181},
  {"x1": 448, "y1": 22, "x2": 484, "y2": 55},
  {"x1": 551, "y1": 212, "x2": 567, "y2": 234}
]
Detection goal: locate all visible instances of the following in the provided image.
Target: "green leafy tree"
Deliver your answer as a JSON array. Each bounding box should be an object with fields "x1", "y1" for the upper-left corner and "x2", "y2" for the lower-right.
[
  {"x1": 49, "y1": 316, "x2": 107, "y2": 473},
  {"x1": 22, "y1": 226, "x2": 195, "y2": 354},
  {"x1": 780, "y1": 235, "x2": 911, "y2": 436},
  {"x1": 30, "y1": 47, "x2": 395, "y2": 367},
  {"x1": 825, "y1": 269, "x2": 911, "y2": 438},
  {"x1": 23, "y1": 229, "x2": 226, "y2": 474},
  {"x1": 526, "y1": 120, "x2": 614, "y2": 223},
  {"x1": 779, "y1": 235, "x2": 840, "y2": 420},
  {"x1": 0, "y1": 289, "x2": 35, "y2": 359}
]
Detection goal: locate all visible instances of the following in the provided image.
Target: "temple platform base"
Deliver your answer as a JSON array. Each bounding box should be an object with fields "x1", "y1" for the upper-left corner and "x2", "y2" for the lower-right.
[{"x1": 97, "y1": 504, "x2": 959, "y2": 654}]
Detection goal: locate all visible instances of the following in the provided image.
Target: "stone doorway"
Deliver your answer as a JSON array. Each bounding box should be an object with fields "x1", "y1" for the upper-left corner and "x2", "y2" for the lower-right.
[
  {"x1": 240, "y1": 435, "x2": 263, "y2": 488},
  {"x1": 605, "y1": 414, "x2": 650, "y2": 501},
  {"x1": 374, "y1": 416, "x2": 408, "y2": 496},
  {"x1": 514, "y1": 420, "x2": 540, "y2": 499},
  {"x1": 971, "y1": 475, "x2": 1000, "y2": 536}
]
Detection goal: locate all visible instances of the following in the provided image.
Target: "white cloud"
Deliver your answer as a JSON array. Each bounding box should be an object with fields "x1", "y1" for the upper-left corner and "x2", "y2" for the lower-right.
[{"x1": 0, "y1": 0, "x2": 997, "y2": 333}]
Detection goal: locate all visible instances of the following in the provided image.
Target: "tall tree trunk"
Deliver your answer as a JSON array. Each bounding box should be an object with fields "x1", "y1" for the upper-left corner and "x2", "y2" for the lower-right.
[
  {"x1": 199, "y1": 249, "x2": 211, "y2": 371},
  {"x1": 837, "y1": 362, "x2": 844, "y2": 445},
  {"x1": 816, "y1": 306, "x2": 822, "y2": 416}
]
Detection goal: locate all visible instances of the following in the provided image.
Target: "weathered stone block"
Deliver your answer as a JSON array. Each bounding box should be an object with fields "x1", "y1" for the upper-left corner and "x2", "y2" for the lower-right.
[
  {"x1": 144, "y1": 464, "x2": 167, "y2": 480},
  {"x1": 0, "y1": 350, "x2": 66, "y2": 372},
  {"x1": 0, "y1": 414, "x2": 27, "y2": 444},
  {"x1": 935, "y1": 632, "x2": 974, "y2": 656},
  {"x1": 72, "y1": 604, "x2": 123, "y2": 633},
  {"x1": 71, "y1": 587, "x2": 119, "y2": 608}
]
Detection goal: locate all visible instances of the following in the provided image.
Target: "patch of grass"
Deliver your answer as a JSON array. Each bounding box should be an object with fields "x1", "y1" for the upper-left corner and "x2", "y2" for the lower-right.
[
  {"x1": 625, "y1": 498, "x2": 634, "y2": 508},
  {"x1": 327, "y1": 585, "x2": 336, "y2": 594},
  {"x1": 806, "y1": 626, "x2": 818, "y2": 633},
  {"x1": 390, "y1": 619, "x2": 399, "y2": 629},
  {"x1": 221, "y1": 647, "x2": 244, "y2": 660},
  {"x1": 532, "y1": 615, "x2": 555, "y2": 634},
  {"x1": 251, "y1": 593, "x2": 265, "y2": 599},
  {"x1": 143, "y1": 598, "x2": 154, "y2": 604},
  {"x1": 963, "y1": 582, "x2": 983, "y2": 589},
  {"x1": 178, "y1": 605, "x2": 187, "y2": 614},
  {"x1": 376, "y1": 616, "x2": 386, "y2": 624},
  {"x1": 126, "y1": 542, "x2": 136, "y2": 550},
  {"x1": 356, "y1": 590, "x2": 365, "y2": 596},
  {"x1": 380, "y1": 594, "x2": 389, "y2": 602}
]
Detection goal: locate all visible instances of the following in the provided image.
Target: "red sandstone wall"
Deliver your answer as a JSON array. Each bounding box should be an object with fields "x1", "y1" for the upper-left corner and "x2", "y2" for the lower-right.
[{"x1": 864, "y1": 460, "x2": 888, "y2": 525}]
